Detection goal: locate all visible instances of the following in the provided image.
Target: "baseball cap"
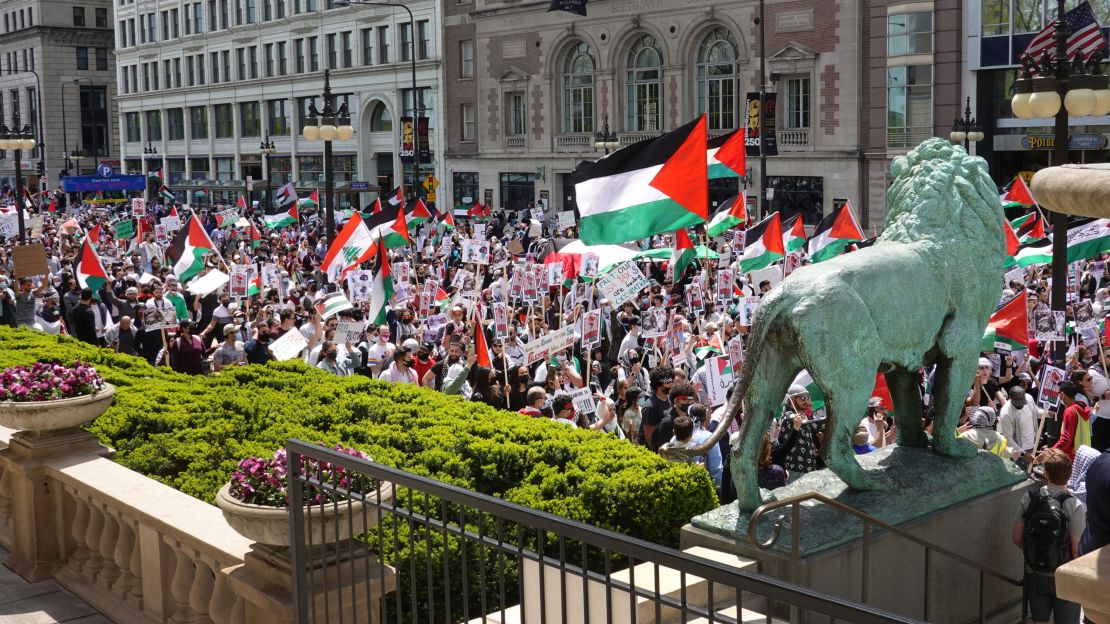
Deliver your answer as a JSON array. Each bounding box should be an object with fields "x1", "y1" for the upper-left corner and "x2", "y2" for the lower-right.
[
  {"x1": 1008, "y1": 386, "x2": 1026, "y2": 408},
  {"x1": 402, "y1": 338, "x2": 419, "y2": 351},
  {"x1": 125, "y1": 287, "x2": 139, "y2": 296},
  {"x1": 223, "y1": 324, "x2": 241, "y2": 336}
]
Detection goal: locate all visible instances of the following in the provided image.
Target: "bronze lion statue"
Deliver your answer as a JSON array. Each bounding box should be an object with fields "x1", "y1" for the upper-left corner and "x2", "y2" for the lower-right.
[{"x1": 672, "y1": 138, "x2": 1008, "y2": 511}]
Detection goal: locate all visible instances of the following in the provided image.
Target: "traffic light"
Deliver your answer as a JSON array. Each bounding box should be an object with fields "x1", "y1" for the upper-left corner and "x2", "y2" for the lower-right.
[{"x1": 35, "y1": 161, "x2": 44, "y2": 175}]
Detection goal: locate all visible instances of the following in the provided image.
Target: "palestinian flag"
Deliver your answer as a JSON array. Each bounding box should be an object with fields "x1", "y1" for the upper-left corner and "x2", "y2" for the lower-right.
[
  {"x1": 247, "y1": 270, "x2": 263, "y2": 297},
  {"x1": 441, "y1": 208, "x2": 456, "y2": 229},
  {"x1": 274, "y1": 182, "x2": 298, "y2": 209},
  {"x1": 59, "y1": 218, "x2": 81, "y2": 236},
  {"x1": 1011, "y1": 212, "x2": 1047, "y2": 243},
  {"x1": 405, "y1": 198, "x2": 432, "y2": 229},
  {"x1": 160, "y1": 185, "x2": 176, "y2": 203},
  {"x1": 671, "y1": 229, "x2": 696, "y2": 282},
  {"x1": 707, "y1": 194, "x2": 747, "y2": 237},
  {"x1": 782, "y1": 214, "x2": 807, "y2": 252},
  {"x1": 387, "y1": 187, "x2": 404, "y2": 209},
  {"x1": 1003, "y1": 219, "x2": 1021, "y2": 268},
  {"x1": 88, "y1": 224, "x2": 102, "y2": 246},
  {"x1": 981, "y1": 292, "x2": 1029, "y2": 352},
  {"x1": 573, "y1": 114, "x2": 708, "y2": 245},
  {"x1": 320, "y1": 293, "x2": 354, "y2": 320},
  {"x1": 22, "y1": 188, "x2": 34, "y2": 209},
  {"x1": 169, "y1": 206, "x2": 179, "y2": 218},
  {"x1": 236, "y1": 196, "x2": 248, "y2": 210},
  {"x1": 72, "y1": 236, "x2": 108, "y2": 298},
  {"x1": 47, "y1": 196, "x2": 57, "y2": 213},
  {"x1": 435, "y1": 285, "x2": 451, "y2": 312},
  {"x1": 321, "y1": 213, "x2": 376, "y2": 282},
  {"x1": 364, "y1": 206, "x2": 411, "y2": 251},
  {"x1": 1000, "y1": 176, "x2": 1036, "y2": 208},
  {"x1": 367, "y1": 239, "x2": 394, "y2": 325},
  {"x1": 299, "y1": 190, "x2": 320, "y2": 209},
  {"x1": 367, "y1": 198, "x2": 383, "y2": 215},
  {"x1": 263, "y1": 202, "x2": 299, "y2": 229},
  {"x1": 807, "y1": 202, "x2": 864, "y2": 263},
  {"x1": 166, "y1": 215, "x2": 217, "y2": 283},
  {"x1": 707, "y1": 128, "x2": 747, "y2": 179},
  {"x1": 1013, "y1": 218, "x2": 1110, "y2": 266},
  {"x1": 791, "y1": 370, "x2": 827, "y2": 418},
  {"x1": 738, "y1": 212, "x2": 784, "y2": 274},
  {"x1": 249, "y1": 223, "x2": 262, "y2": 249}
]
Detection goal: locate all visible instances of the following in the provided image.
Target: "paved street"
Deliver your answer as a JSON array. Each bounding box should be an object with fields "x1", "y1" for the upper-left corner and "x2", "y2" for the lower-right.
[{"x1": 0, "y1": 549, "x2": 106, "y2": 624}]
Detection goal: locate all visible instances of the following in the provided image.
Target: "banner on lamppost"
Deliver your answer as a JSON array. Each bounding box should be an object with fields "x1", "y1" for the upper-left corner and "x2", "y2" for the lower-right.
[
  {"x1": 745, "y1": 92, "x2": 778, "y2": 157},
  {"x1": 400, "y1": 117, "x2": 415, "y2": 163}
]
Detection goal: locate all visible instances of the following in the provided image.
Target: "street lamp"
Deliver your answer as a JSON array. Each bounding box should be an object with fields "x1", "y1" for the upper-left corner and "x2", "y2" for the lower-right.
[
  {"x1": 143, "y1": 141, "x2": 159, "y2": 204},
  {"x1": 593, "y1": 113, "x2": 619, "y2": 155},
  {"x1": 949, "y1": 96, "x2": 986, "y2": 152},
  {"x1": 260, "y1": 137, "x2": 276, "y2": 213},
  {"x1": 1009, "y1": 0, "x2": 1110, "y2": 364},
  {"x1": 302, "y1": 69, "x2": 355, "y2": 245},
  {"x1": 0, "y1": 113, "x2": 38, "y2": 244},
  {"x1": 333, "y1": 0, "x2": 422, "y2": 199}
]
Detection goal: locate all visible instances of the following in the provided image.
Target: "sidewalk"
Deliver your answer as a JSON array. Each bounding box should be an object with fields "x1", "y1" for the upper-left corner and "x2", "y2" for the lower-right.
[{"x1": 0, "y1": 548, "x2": 107, "y2": 624}]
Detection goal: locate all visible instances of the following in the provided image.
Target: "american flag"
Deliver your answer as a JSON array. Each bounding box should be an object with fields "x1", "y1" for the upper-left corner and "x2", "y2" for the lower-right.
[{"x1": 1022, "y1": 1, "x2": 1107, "y2": 60}]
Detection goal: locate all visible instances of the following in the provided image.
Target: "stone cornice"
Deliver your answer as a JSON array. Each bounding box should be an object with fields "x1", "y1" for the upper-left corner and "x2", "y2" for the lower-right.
[{"x1": 0, "y1": 26, "x2": 115, "y2": 47}]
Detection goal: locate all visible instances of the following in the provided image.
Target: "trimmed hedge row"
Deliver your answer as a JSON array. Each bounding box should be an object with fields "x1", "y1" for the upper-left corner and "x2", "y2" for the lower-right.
[{"x1": 0, "y1": 327, "x2": 717, "y2": 546}]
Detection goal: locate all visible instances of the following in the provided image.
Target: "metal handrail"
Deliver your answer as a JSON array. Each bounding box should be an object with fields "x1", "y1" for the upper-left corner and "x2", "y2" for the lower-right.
[
  {"x1": 286, "y1": 439, "x2": 920, "y2": 624},
  {"x1": 747, "y1": 491, "x2": 1025, "y2": 622}
]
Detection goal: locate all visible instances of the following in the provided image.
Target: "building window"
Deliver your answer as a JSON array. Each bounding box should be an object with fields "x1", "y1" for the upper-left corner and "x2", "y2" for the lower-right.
[
  {"x1": 309, "y1": 36, "x2": 319, "y2": 71},
  {"x1": 265, "y1": 43, "x2": 274, "y2": 76},
  {"x1": 506, "y1": 92, "x2": 525, "y2": 136},
  {"x1": 268, "y1": 99, "x2": 289, "y2": 135},
  {"x1": 215, "y1": 157, "x2": 234, "y2": 181},
  {"x1": 886, "y1": 65, "x2": 932, "y2": 148},
  {"x1": 417, "y1": 20, "x2": 430, "y2": 60},
  {"x1": 95, "y1": 7, "x2": 108, "y2": 27},
  {"x1": 240, "y1": 101, "x2": 261, "y2": 136},
  {"x1": 126, "y1": 112, "x2": 141, "y2": 142},
  {"x1": 185, "y1": 4, "x2": 192, "y2": 33},
  {"x1": 453, "y1": 172, "x2": 478, "y2": 208},
  {"x1": 195, "y1": 2, "x2": 204, "y2": 31},
  {"x1": 191, "y1": 157, "x2": 210, "y2": 178},
  {"x1": 362, "y1": 28, "x2": 373, "y2": 65},
  {"x1": 982, "y1": 0, "x2": 1009, "y2": 36},
  {"x1": 400, "y1": 22, "x2": 412, "y2": 62},
  {"x1": 460, "y1": 39, "x2": 474, "y2": 78},
  {"x1": 171, "y1": 8, "x2": 179, "y2": 37},
  {"x1": 461, "y1": 103, "x2": 475, "y2": 141},
  {"x1": 378, "y1": 26, "x2": 389, "y2": 63},
  {"x1": 562, "y1": 41, "x2": 594, "y2": 134},
  {"x1": 197, "y1": 54, "x2": 206, "y2": 84},
  {"x1": 73, "y1": 7, "x2": 85, "y2": 26},
  {"x1": 222, "y1": 50, "x2": 231, "y2": 81},
  {"x1": 327, "y1": 33, "x2": 337, "y2": 69},
  {"x1": 76, "y1": 47, "x2": 89, "y2": 70},
  {"x1": 96, "y1": 48, "x2": 109, "y2": 71},
  {"x1": 499, "y1": 172, "x2": 535, "y2": 212},
  {"x1": 297, "y1": 96, "x2": 316, "y2": 132},
  {"x1": 249, "y1": 45, "x2": 258, "y2": 78},
  {"x1": 887, "y1": 12, "x2": 932, "y2": 56},
  {"x1": 237, "y1": 48, "x2": 246, "y2": 79},
  {"x1": 295, "y1": 38, "x2": 305, "y2": 73},
  {"x1": 214, "y1": 103, "x2": 233, "y2": 137},
  {"x1": 146, "y1": 110, "x2": 162, "y2": 141},
  {"x1": 79, "y1": 86, "x2": 110, "y2": 156},
  {"x1": 167, "y1": 108, "x2": 185, "y2": 140},
  {"x1": 220, "y1": 0, "x2": 228, "y2": 28},
  {"x1": 784, "y1": 77, "x2": 810, "y2": 128},
  {"x1": 210, "y1": 52, "x2": 220, "y2": 82},
  {"x1": 625, "y1": 34, "x2": 662, "y2": 132},
  {"x1": 369, "y1": 102, "x2": 391, "y2": 131},
  {"x1": 696, "y1": 28, "x2": 739, "y2": 131},
  {"x1": 190, "y1": 106, "x2": 208, "y2": 138},
  {"x1": 246, "y1": 0, "x2": 256, "y2": 22},
  {"x1": 341, "y1": 31, "x2": 352, "y2": 67},
  {"x1": 402, "y1": 87, "x2": 433, "y2": 122}
]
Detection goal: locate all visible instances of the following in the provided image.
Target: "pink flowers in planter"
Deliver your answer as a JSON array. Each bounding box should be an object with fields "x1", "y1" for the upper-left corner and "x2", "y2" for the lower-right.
[
  {"x1": 228, "y1": 443, "x2": 380, "y2": 507},
  {"x1": 0, "y1": 362, "x2": 104, "y2": 403}
]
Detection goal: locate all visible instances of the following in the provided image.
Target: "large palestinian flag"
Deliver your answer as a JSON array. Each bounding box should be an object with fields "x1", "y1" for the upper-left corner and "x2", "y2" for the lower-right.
[
  {"x1": 321, "y1": 214, "x2": 376, "y2": 282},
  {"x1": 1013, "y1": 218, "x2": 1110, "y2": 267},
  {"x1": 707, "y1": 194, "x2": 747, "y2": 237},
  {"x1": 367, "y1": 238, "x2": 394, "y2": 325},
  {"x1": 706, "y1": 128, "x2": 747, "y2": 179},
  {"x1": 72, "y1": 236, "x2": 108, "y2": 298},
  {"x1": 981, "y1": 292, "x2": 1029, "y2": 352},
  {"x1": 405, "y1": 198, "x2": 433, "y2": 229},
  {"x1": 671, "y1": 229, "x2": 696, "y2": 282},
  {"x1": 264, "y1": 201, "x2": 299, "y2": 229},
  {"x1": 739, "y1": 212, "x2": 784, "y2": 273},
  {"x1": 364, "y1": 206, "x2": 410, "y2": 250},
  {"x1": 573, "y1": 115, "x2": 708, "y2": 245},
  {"x1": 166, "y1": 215, "x2": 217, "y2": 283},
  {"x1": 807, "y1": 202, "x2": 864, "y2": 263}
]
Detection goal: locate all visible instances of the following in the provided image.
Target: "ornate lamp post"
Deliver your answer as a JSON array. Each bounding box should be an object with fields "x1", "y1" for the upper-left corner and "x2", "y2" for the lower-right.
[
  {"x1": 0, "y1": 113, "x2": 38, "y2": 244},
  {"x1": 949, "y1": 96, "x2": 986, "y2": 152},
  {"x1": 301, "y1": 70, "x2": 354, "y2": 245},
  {"x1": 260, "y1": 137, "x2": 276, "y2": 213},
  {"x1": 143, "y1": 141, "x2": 159, "y2": 204},
  {"x1": 593, "y1": 113, "x2": 619, "y2": 155},
  {"x1": 1010, "y1": 0, "x2": 1110, "y2": 363}
]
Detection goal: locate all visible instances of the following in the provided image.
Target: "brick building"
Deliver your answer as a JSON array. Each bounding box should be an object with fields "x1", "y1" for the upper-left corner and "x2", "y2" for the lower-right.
[{"x1": 0, "y1": 0, "x2": 117, "y2": 192}]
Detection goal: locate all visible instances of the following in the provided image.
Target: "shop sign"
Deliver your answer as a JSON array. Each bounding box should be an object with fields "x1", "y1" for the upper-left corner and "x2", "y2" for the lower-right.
[{"x1": 1020, "y1": 134, "x2": 1108, "y2": 150}]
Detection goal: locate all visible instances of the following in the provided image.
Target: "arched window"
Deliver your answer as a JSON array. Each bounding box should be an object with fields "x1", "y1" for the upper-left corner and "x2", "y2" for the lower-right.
[
  {"x1": 697, "y1": 28, "x2": 739, "y2": 131},
  {"x1": 625, "y1": 35, "x2": 662, "y2": 132},
  {"x1": 369, "y1": 102, "x2": 392, "y2": 132},
  {"x1": 562, "y1": 42, "x2": 595, "y2": 134}
]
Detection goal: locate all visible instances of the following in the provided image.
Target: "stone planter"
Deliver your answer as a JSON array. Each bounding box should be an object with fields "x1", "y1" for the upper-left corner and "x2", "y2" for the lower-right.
[
  {"x1": 0, "y1": 384, "x2": 116, "y2": 433},
  {"x1": 216, "y1": 480, "x2": 395, "y2": 547}
]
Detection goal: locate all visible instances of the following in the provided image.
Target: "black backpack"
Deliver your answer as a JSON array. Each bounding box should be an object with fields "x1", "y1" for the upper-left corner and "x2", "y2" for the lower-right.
[{"x1": 1022, "y1": 486, "x2": 1072, "y2": 573}]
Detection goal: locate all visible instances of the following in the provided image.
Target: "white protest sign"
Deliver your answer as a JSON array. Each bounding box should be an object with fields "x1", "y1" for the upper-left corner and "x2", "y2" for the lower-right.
[
  {"x1": 704, "y1": 356, "x2": 734, "y2": 407},
  {"x1": 348, "y1": 270, "x2": 374, "y2": 303},
  {"x1": 270, "y1": 328, "x2": 309, "y2": 361},
  {"x1": 473, "y1": 223, "x2": 486, "y2": 240},
  {"x1": 597, "y1": 261, "x2": 649, "y2": 306},
  {"x1": 335, "y1": 320, "x2": 366, "y2": 343},
  {"x1": 161, "y1": 215, "x2": 181, "y2": 231},
  {"x1": 524, "y1": 326, "x2": 572, "y2": 365},
  {"x1": 394, "y1": 262, "x2": 411, "y2": 285},
  {"x1": 493, "y1": 302, "x2": 510, "y2": 338},
  {"x1": 229, "y1": 264, "x2": 256, "y2": 299},
  {"x1": 0, "y1": 215, "x2": 18, "y2": 238},
  {"x1": 641, "y1": 308, "x2": 669, "y2": 339},
  {"x1": 582, "y1": 309, "x2": 602, "y2": 348},
  {"x1": 568, "y1": 387, "x2": 597, "y2": 415},
  {"x1": 187, "y1": 269, "x2": 230, "y2": 296},
  {"x1": 558, "y1": 211, "x2": 576, "y2": 230},
  {"x1": 154, "y1": 224, "x2": 169, "y2": 243},
  {"x1": 580, "y1": 254, "x2": 599, "y2": 279},
  {"x1": 130, "y1": 198, "x2": 146, "y2": 216},
  {"x1": 546, "y1": 261, "x2": 565, "y2": 287}
]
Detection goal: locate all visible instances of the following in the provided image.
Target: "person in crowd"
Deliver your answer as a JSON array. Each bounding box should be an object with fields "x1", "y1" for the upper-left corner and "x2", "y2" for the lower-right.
[
  {"x1": 1052, "y1": 382, "x2": 1092, "y2": 461},
  {"x1": 641, "y1": 365, "x2": 674, "y2": 450},
  {"x1": 998, "y1": 386, "x2": 1038, "y2": 466},
  {"x1": 550, "y1": 394, "x2": 577, "y2": 428},
  {"x1": 212, "y1": 324, "x2": 247, "y2": 371},
  {"x1": 773, "y1": 385, "x2": 826, "y2": 478},
  {"x1": 72, "y1": 288, "x2": 99, "y2": 345},
  {"x1": 518, "y1": 387, "x2": 547, "y2": 418},
  {"x1": 378, "y1": 344, "x2": 419, "y2": 384}
]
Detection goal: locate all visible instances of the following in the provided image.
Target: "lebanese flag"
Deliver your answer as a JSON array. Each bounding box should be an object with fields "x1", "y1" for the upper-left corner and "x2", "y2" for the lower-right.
[
  {"x1": 739, "y1": 212, "x2": 785, "y2": 273},
  {"x1": 367, "y1": 238, "x2": 394, "y2": 325},
  {"x1": 1000, "y1": 176, "x2": 1036, "y2": 207},
  {"x1": 707, "y1": 128, "x2": 746, "y2": 179},
  {"x1": 982, "y1": 292, "x2": 1029, "y2": 351},
  {"x1": 573, "y1": 114, "x2": 708, "y2": 245},
  {"x1": 72, "y1": 236, "x2": 108, "y2": 297},
  {"x1": 166, "y1": 215, "x2": 217, "y2": 283},
  {"x1": 321, "y1": 213, "x2": 376, "y2": 282},
  {"x1": 707, "y1": 193, "x2": 747, "y2": 237},
  {"x1": 807, "y1": 202, "x2": 864, "y2": 263},
  {"x1": 782, "y1": 214, "x2": 807, "y2": 252},
  {"x1": 671, "y1": 229, "x2": 696, "y2": 282}
]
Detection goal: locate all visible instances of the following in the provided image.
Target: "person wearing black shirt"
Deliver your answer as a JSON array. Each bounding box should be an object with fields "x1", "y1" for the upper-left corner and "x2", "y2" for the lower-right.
[
  {"x1": 640, "y1": 365, "x2": 674, "y2": 450},
  {"x1": 73, "y1": 288, "x2": 99, "y2": 345},
  {"x1": 652, "y1": 383, "x2": 696, "y2": 451}
]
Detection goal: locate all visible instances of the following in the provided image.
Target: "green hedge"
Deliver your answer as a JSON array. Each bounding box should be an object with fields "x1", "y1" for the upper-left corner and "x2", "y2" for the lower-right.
[{"x1": 0, "y1": 328, "x2": 717, "y2": 545}]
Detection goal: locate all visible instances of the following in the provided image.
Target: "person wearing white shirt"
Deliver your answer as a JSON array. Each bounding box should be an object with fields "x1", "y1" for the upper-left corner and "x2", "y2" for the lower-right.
[
  {"x1": 378, "y1": 347, "x2": 420, "y2": 384},
  {"x1": 997, "y1": 386, "x2": 1038, "y2": 459},
  {"x1": 362, "y1": 324, "x2": 396, "y2": 376}
]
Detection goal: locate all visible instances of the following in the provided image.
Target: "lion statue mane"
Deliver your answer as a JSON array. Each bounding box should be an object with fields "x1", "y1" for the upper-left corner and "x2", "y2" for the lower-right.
[{"x1": 670, "y1": 138, "x2": 1008, "y2": 512}]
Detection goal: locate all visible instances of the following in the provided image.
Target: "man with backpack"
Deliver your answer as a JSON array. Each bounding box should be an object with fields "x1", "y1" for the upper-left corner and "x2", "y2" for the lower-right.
[{"x1": 1012, "y1": 448, "x2": 1086, "y2": 624}]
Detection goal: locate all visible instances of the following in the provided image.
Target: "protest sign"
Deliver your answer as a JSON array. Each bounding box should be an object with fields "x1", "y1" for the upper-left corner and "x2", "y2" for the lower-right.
[
  {"x1": 270, "y1": 328, "x2": 309, "y2": 361},
  {"x1": 558, "y1": 211, "x2": 576, "y2": 230},
  {"x1": 347, "y1": 270, "x2": 375, "y2": 303},
  {"x1": 686, "y1": 282, "x2": 704, "y2": 309},
  {"x1": 580, "y1": 254, "x2": 599, "y2": 279},
  {"x1": 704, "y1": 356, "x2": 734, "y2": 407},
  {"x1": 188, "y1": 269, "x2": 230, "y2": 296},
  {"x1": 568, "y1": 387, "x2": 598, "y2": 415},
  {"x1": 1034, "y1": 310, "x2": 1065, "y2": 341},
  {"x1": 546, "y1": 261, "x2": 565, "y2": 287},
  {"x1": 530, "y1": 208, "x2": 545, "y2": 222},
  {"x1": 217, "y1": 208, "x2": 238, "y2": 226},
  {"x1": 462, "y1": 240, "x2": 490, "y2": 265},
  {"x1": 142, "y1": 307, "x2": 179, "y2": 330},
  {"x1": 161, "y1": 215, "x2": 181, "y2": 231},
  {"x1": 1075, "y1": 300, "x2": 1097, "y2": 329},
  {"x1": 493, "y1": 302, "x2": 509, "y2": 338},
  {"x1": 138, "y1": 273, "x2": 157, "y2": 285},
  {"x1": 335, "y1": 320, "x2": 366, "y2": 343},
  {"x1": 1003, "y1": 266, "x2": 1025, "y2": 286},
  {"x1": 1038, "y1": 364, "x2": 1066, "y2": 409},
  {"x1": 582, "y1": 309, "x2": 602, "y2": 347},
  {"x1": 130, "y1": 198, "x2": 146, "y2": 216},
  {"x1": 740, "y1": 297, "x2": 760, "y2": 326},
  {"x1": 524, "y1": 326, "x2": 572, "y2": 365},
  {"x1": 262, "y1": 263, "x2": 282, "y2": 287},
  {"x1": 716, "y1": 269, "x2": 734, "y2": 302},
  {"x1": 154, "y1": 224, "x2": 169, "y2": 243},
  {"x1": 12, "y1": 243, "x2": 48, "y2": 278},
  {"x1": 522, "y1": 268, "x2": 539, "y2": 303},
  {"x1": 642, "y1": 308, "x2": 669, "y2": 338},
  {"x1": 30, "y1": 216, "x2": 43, "y2": 240},
  {"x1": 530, "y1": 265, "x2": 547, "y2": 298},
  {"x1": 728, "y1": 337, "x2": 744, "y2": 372},
  {"x1": 473, "y1": 222, "x2": 486, "y2": 240},
  {"x1": 510, "y1": 266, "x2": 525, "y2": 301},
  {"x1": 597, "y1": 261, "x2": 649, "y2": 306},
  {"x1": 113, "y1": 219, "x2": 135, "y2": 240},
  {"x1": 229, "y1": 264, "x2": 257, "y2": 299},
  {"x1": 0, "y1": 215, "x2": 18, "y2": 239}
]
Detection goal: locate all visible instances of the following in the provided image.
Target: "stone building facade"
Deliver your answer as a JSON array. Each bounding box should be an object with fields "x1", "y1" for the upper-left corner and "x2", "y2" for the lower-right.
[{"x1": 0, "y1": 0, "x2": 118, "y2": 192}]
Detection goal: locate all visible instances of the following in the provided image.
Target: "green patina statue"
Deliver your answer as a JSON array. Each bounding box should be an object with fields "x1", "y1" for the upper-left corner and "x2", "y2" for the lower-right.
[{"x1": 673, "y1": 138, "x2": 1008, "y2": 512}]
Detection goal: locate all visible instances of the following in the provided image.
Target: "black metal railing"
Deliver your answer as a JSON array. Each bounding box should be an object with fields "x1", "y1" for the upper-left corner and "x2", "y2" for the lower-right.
[{"x1": 286, "y1": 439, "x2": 919, "y2": 624}]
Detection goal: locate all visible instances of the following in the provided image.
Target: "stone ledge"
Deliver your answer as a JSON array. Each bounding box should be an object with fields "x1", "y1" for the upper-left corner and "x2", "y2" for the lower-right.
[
  {"x1": 1031, "y1": 164, "x2": 1110, "y2": 219},
  {"x1": 1056, "y1": 547, "x2": 1110, "y2": 624}
]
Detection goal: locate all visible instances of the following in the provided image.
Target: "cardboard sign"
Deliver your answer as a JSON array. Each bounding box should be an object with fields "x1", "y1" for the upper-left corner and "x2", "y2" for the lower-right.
[
  {"x1": 704, "y1": 356, "x2": 734, "y2": 407},
  {"x1": 558, "y1": 211, "x2": 576, "y2": 230},
  {"x1": 568, "y1": 387, "x2": 597, "y2": 415},
  {"x1": 524, "y1": 326, "x2": 572, "y2": 365},
  {"x1": 507, "y1": 239, "x2": 525, "y2": 255},
  {"x1": 142, "y1": 306, "x2": 179, "y2": 330},
  {"x1": 187, "y1": 269, "x2": 229, "y2": 296},
  {"x1": 12, "y1": 243, "x2": 49, "y2": 278},
  {"x1": 270, "y1": 327, "x2": 309, "y2": 361},
  {"x1": 335, "y1": 320, "x2": 366, "y2": 343},
  {"x1": 161, "y1": 215, "x2": 181, "y2": 231},
  {"x1": 597, "y1": 262, "x2": 649, "y2": 306}
]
